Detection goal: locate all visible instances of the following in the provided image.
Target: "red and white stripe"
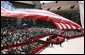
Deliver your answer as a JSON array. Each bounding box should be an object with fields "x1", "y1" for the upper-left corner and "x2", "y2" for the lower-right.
[
  {"x1": 60, "y1": 23, "x2": 67, "y2": 29},
  {"x1": 1, "y1": 8, "x2": 82, "y2": 30}
]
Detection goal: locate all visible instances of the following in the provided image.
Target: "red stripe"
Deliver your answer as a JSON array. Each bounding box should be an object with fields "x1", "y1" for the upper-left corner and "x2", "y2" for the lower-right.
[
  {"x1": 60, "y1": 23, "x2": 67, "y2": 29},
  {"x1": 1, "y1": 9, "x2": 82, "y2": 30},
  {"x1": 60, "y1": 20, "x2": 70, "y2": 29},
  {"x1": 65, "y1": 21, "x2": 77, "y2": 29},
  {"x1": 59, "y1": 23, "x2": 65, "y2": 29}
]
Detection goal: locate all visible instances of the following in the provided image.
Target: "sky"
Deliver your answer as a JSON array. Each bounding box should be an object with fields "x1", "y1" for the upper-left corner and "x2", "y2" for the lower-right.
[{"x1": 40, "y1": 1, "x2": 55, "y2": 4}]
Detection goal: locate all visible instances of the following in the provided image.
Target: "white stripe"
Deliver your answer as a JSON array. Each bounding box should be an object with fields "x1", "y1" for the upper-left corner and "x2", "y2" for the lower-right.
[
  {"x1": 55, "y1": 23, "x2": 63, "y2": 29},
  {"x1": 65, "y1": 24, "x2": 71, "y2": 29},
  {"x1": 1, "y1": 8, "x2": 81, "y2": 28},
  {"x1": 2, "y1": 10, "x2": 71, "y2": 21},
  {"x1": 1, "y1": 8, "x2": 81, "y2": 29},
  {"x1": 60, "y1": 23, "x2": 67, "y2": 29},
  {"x1": 71, "y1": 25, "x2": 76, "y2": 29},
  {"x1": 1, "y1": 8, "x2": 70, "y2": 21},
  {"x1": 1, "y1": 10, "x2": 61, "y2": 18},
  {"x1": 21, "y1": 9, "x2": 57, "y2": 16}
]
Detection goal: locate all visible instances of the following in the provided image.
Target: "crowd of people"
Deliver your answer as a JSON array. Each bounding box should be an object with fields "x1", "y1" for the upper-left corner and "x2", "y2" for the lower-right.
[
  {"x1": 1, "y1": 41, "x2": 43, "y2": 54},
  {"x1": 1, "y1": 26, "x2": 83, "y2": 47},
  {"x1": 1, "y1": 27, "x2": 62, "y2": 47},
  {"x1": 1, "y1": 17, "x2": 84, "y2": 54},
  {"x1": 62, "y1": 29, "x2": 83, "y2": 37}
]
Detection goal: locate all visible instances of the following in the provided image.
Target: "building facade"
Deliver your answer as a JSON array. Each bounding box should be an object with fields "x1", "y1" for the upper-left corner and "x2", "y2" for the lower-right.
[
  {"x1": 10, "y1": 1, "x2": 41, "y2": 9},
  {"x1": 41, "y1": 1, "x2": 81, "y2": 26}
]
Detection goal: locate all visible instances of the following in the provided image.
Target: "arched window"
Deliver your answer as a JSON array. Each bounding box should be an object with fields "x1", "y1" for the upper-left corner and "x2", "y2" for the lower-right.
[
  {"x1": 70, "y1": 5, "x2": 75, "y2": 9},
  {"x1": 1, "y1": 1, "x2": 15, "y2": 11},
  {"x1": 56, "y1": 1, "x2": 58, "y2": 3}
]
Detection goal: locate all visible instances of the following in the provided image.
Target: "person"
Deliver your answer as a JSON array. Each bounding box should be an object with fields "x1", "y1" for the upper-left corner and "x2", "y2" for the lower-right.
[
  {"x1": 46, "y1": 37, "x2": 51, "y2": 47},
  {"x1": 56, "y1": 36, "x2": 63, "y2": 47},
  {"x1": 56, "y1": 37, "x2": 59, "y2": 45},
  {"x1": 51, "y1": 42, "x2": 53, "y2": 47},
  {"x1": 50, "y1": 35, "x2": 54, "y2": 47}
]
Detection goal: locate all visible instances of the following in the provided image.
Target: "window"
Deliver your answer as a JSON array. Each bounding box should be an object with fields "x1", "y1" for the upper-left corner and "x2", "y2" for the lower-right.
[{"x1": 1, "y1": 1, "x2": 15, "y2": 11}]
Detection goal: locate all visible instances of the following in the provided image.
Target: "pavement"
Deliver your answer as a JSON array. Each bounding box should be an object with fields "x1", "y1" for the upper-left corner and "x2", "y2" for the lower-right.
[{"x1": 39, "y1": 36, "x2": 84, "y2": 54}]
